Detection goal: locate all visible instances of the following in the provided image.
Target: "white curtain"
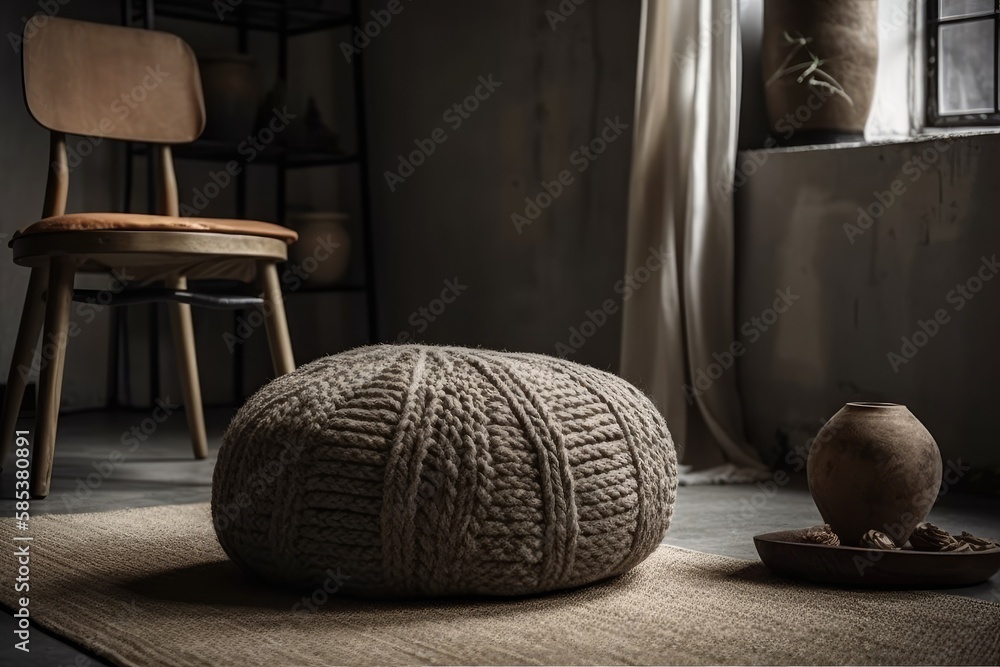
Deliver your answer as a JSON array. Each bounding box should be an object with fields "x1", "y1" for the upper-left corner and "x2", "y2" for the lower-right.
[{"x1": 620, "y1": 0, "x2": 769, "y2": 482}]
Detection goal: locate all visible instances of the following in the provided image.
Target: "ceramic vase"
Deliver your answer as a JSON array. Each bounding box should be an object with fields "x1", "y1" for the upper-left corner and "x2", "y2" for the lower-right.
[
  {"x1": 807, "y1": 402, "x2": 942, "y2": 547},
  {"x1": 198, "y1": 55, "x2": 259, "y2": 143},
  {"x1": 287, "y1": 212, "x2": 351, "y2": 286},
  {"x1": 761, "y1": 0, "x2": 879, "y2": 144}
]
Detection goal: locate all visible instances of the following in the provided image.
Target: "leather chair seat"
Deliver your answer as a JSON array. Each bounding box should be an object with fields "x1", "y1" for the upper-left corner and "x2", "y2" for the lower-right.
[{"x1": 14, "y1": 212, "x2": 298, "y2": 244}]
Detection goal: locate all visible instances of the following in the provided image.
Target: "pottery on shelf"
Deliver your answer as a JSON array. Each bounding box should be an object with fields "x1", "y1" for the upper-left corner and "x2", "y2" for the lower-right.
[
  {"x1": 287, "y1": 212, "x2": 351, "y2": 286},
  {"x1": 807, "y1": 402, "x2": 942, "y2": 547},
  {"x1": 255, "y1": 80, "x2": 288, "y2": 143},
  {"x1": 285, "y1": 97, "x2": 339, "y2": 153},
  {"x1": 761, "y1": 0, "x2": 879, "y2": 144},
  {"x1": 198, "y1": 54, "x2": 259, "y2": 143}
]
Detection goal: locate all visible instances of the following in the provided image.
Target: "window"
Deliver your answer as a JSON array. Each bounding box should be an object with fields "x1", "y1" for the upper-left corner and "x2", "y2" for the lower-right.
[{"x1": 927, "y1": 0, "x2": 1000, "y2": 126}]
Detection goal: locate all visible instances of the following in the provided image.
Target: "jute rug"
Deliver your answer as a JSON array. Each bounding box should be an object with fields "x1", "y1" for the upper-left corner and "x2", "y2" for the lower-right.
[{"x1": 1, "y1": 504, "x2": 997, "y2": 666}]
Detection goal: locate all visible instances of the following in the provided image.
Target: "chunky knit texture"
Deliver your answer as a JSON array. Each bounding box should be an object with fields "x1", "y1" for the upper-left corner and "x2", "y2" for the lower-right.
[{"x1": 212, "y1": 345, "x2": 678, "y2": 597}]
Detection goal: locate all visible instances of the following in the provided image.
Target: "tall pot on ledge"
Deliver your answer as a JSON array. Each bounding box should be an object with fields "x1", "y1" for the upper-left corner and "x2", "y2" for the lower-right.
[{"x1": 762, "y1": 0, "x2": 879, "y2": 145}]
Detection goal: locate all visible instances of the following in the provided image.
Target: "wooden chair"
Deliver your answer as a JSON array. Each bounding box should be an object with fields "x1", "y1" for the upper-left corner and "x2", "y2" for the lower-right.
[{"x1": 0, "y1": 16, "x2": 298, "y2": 498}]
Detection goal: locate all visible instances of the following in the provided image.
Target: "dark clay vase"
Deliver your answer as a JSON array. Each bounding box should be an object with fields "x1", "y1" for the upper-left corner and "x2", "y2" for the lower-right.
[
  {"x1": 761, "y1": 0, "x2": 878, "y2": 144},
  {"x1": 807, "y1": 403, "x2": 942, "y2": 547}
]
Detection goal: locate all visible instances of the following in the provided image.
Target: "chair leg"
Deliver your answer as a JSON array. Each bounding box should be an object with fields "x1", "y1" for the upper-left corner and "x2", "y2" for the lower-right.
[
  {"x1": 0, "y1": 266, "x2": 50, "y2": 471},
  {"x1": 258, "y1": 261, "x2": 295, "y2": 376},
  {"x1": 165, "y1": 275, "x2": 208, "y2": 460},
  {"x1": 32, "y1": 258, "x2": 75, "y2": 499}
]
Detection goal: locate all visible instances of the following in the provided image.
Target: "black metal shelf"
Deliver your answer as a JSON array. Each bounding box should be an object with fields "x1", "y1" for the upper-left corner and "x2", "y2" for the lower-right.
[
  {"x1": 131, "y1": 140, "x2": 359, "y2": 169},
  {"x1": 123, "y1": 0, "x2": 380, "y2": 403},
  {"x1": 127, "y1": 0, "x2": 353, "y2": 34}
]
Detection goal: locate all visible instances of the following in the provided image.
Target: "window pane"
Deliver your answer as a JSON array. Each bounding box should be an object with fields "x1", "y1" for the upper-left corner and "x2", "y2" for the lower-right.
[
  {"x1": 940, "y1": 0, "x2": 995, "y2": 19},
  {"x1": 938, "y1": 19, "x2": 995, "y2": 114}
]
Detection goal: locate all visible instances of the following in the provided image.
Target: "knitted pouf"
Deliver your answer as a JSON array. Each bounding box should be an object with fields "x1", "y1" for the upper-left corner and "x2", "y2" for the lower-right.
[{"x1": 212, "y1": 345, "x2": 677, "y2": 597}]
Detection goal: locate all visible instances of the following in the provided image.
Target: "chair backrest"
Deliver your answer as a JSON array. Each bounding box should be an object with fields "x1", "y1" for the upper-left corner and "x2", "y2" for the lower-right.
[{"x1": 23, "y1": 16, "x2": 205, "y2": 144}]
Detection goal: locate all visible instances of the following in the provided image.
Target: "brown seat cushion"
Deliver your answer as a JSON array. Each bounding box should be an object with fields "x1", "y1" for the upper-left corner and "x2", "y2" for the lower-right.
[{"x1": 15, "y1": 213, "x2": 298, "y2": 244}]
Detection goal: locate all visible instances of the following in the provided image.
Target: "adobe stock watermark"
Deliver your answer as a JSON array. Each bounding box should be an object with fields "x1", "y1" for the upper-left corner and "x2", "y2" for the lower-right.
[
  {"x1": 887, "y1": 254, "x2": 1000, "y2": 373},
  {"x1": 181, "y1": 106, "x2": 296, "y2": 216},
  {"x1": 213, "y1": 439, "x2": 307, "y2": 532},
  {"x1": 721, "y1": 85, "x2": 840, "y2": 203},
  {"x1": 555, "y1": 245, "x2": 669, "y2": 357},
  {"x1": 18, "y1": 269, "x2": 134, "y2": 383},
  {"x1": 843, "y1": 137, "x2": 954, "y2": 244},
  {"x1": 7, "y1": 0, "x2": 70, "y2": 53},
  {"x1": 62, "y1": 66, "x2": 171, "y2": 174},
  {"x1": 57, "y1": 397, "x2": 179, "y2": 510},
  {"x1": 214, "y1": 0, "x2": 246, "y2": 20},
  {"x1": 223, "y1": 235, "x2": 342, "y2": 352},
  {"x1": 671, "y1": 7, "x2": 735, "y2": 68},
  {"x1": 384, "y1": 75, "x2": 502, "y2": 192},
  {"x1": 730, "y1": 417, "x2": 838, "y2": 524},
  {"x1": 340, "y1": 0, "x2": 415, "y2": 62},
  {"x1": 395, "y1": 278, "x2": 468, "y2": 344},
  {"x1": 683, "y1": 288, "x2": 799, "y2": 403},
  {"x1": 291, "y1": 569, "x2": 351, "y2": 613},
  {"x1": 546, "y1": 0, "x2": 587, "y2": 30},
  {"x1": 512, "y1": 115, "x2": 629, "y2": 234},
  {"x1": 879, "y1": 0, "x2": 914, "y2": 36}
]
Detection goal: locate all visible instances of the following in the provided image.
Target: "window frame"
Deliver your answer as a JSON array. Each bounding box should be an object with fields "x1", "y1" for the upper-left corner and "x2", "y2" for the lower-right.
[{"x1": 926, "y1": 0, "x2": 1000, "y2": 127}]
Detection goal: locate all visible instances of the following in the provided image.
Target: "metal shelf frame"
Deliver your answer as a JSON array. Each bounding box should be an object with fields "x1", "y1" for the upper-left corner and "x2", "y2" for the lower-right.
[{"x1": 120, "y1": 0, "x2": 379, "y2": 403}]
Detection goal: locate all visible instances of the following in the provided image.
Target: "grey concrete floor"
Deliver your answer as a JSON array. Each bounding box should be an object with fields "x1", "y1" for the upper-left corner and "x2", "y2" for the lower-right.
[{"x1": 0, "y1": 409, "x2": 998, "y2": 666}]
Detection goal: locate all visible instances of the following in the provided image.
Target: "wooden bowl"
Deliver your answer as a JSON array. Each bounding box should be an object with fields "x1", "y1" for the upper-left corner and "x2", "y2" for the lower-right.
[{"x1": 754, "y1": 528, "x2": 1000, "y2": 588}]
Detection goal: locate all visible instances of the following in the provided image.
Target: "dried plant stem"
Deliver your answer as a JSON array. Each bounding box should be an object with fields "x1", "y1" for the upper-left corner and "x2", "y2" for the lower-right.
[{"x1": 766, "y1": 30, "x2": 854, "y2": 107}]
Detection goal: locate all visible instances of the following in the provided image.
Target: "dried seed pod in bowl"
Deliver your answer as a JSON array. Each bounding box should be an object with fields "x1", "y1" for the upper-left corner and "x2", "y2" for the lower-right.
[
  {"x1": 958, "y1": 532, "x2": 1000, "y2": 551},
  {"x1": 860, "y1": 529, "x2": 899, "y2": 550},
  {"x1": 802, "y1": 524, "x2": 840, "y2": 546},
  {"x1": 909, "y1": 522, "x2": 960, "y2": 551}
]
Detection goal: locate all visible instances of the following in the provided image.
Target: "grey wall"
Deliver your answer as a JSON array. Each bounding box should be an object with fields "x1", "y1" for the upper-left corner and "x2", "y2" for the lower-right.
[
  {"x1": 735, "y1": 135, "x2": 1000, "y2": 474},
  {"x1": 363, "y1": 0, "x2": 639, "y2": 369},
  {"x1": 734, "y1": 0, "x2": 999, "y2": 474},
  {"x1": 237, "y1": 0, "x2": 642, "y2": 392}
]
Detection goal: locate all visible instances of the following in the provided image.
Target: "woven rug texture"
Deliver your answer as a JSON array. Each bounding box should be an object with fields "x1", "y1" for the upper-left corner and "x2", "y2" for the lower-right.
[{"x1": 1, "y1": 503, "x2": 997, "y2": 666}]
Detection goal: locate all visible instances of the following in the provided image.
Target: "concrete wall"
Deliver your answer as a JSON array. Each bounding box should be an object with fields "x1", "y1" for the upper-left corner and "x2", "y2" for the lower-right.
[
  {"x1": 735, "y1": 0, "x2": 998, "y2": 474},
  {"x1": 362, "y1": 0, "x2": 639, "y2": 368},
  {"x1": 735, "y1": 134, "x2": 1000, "y2": 474}
]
